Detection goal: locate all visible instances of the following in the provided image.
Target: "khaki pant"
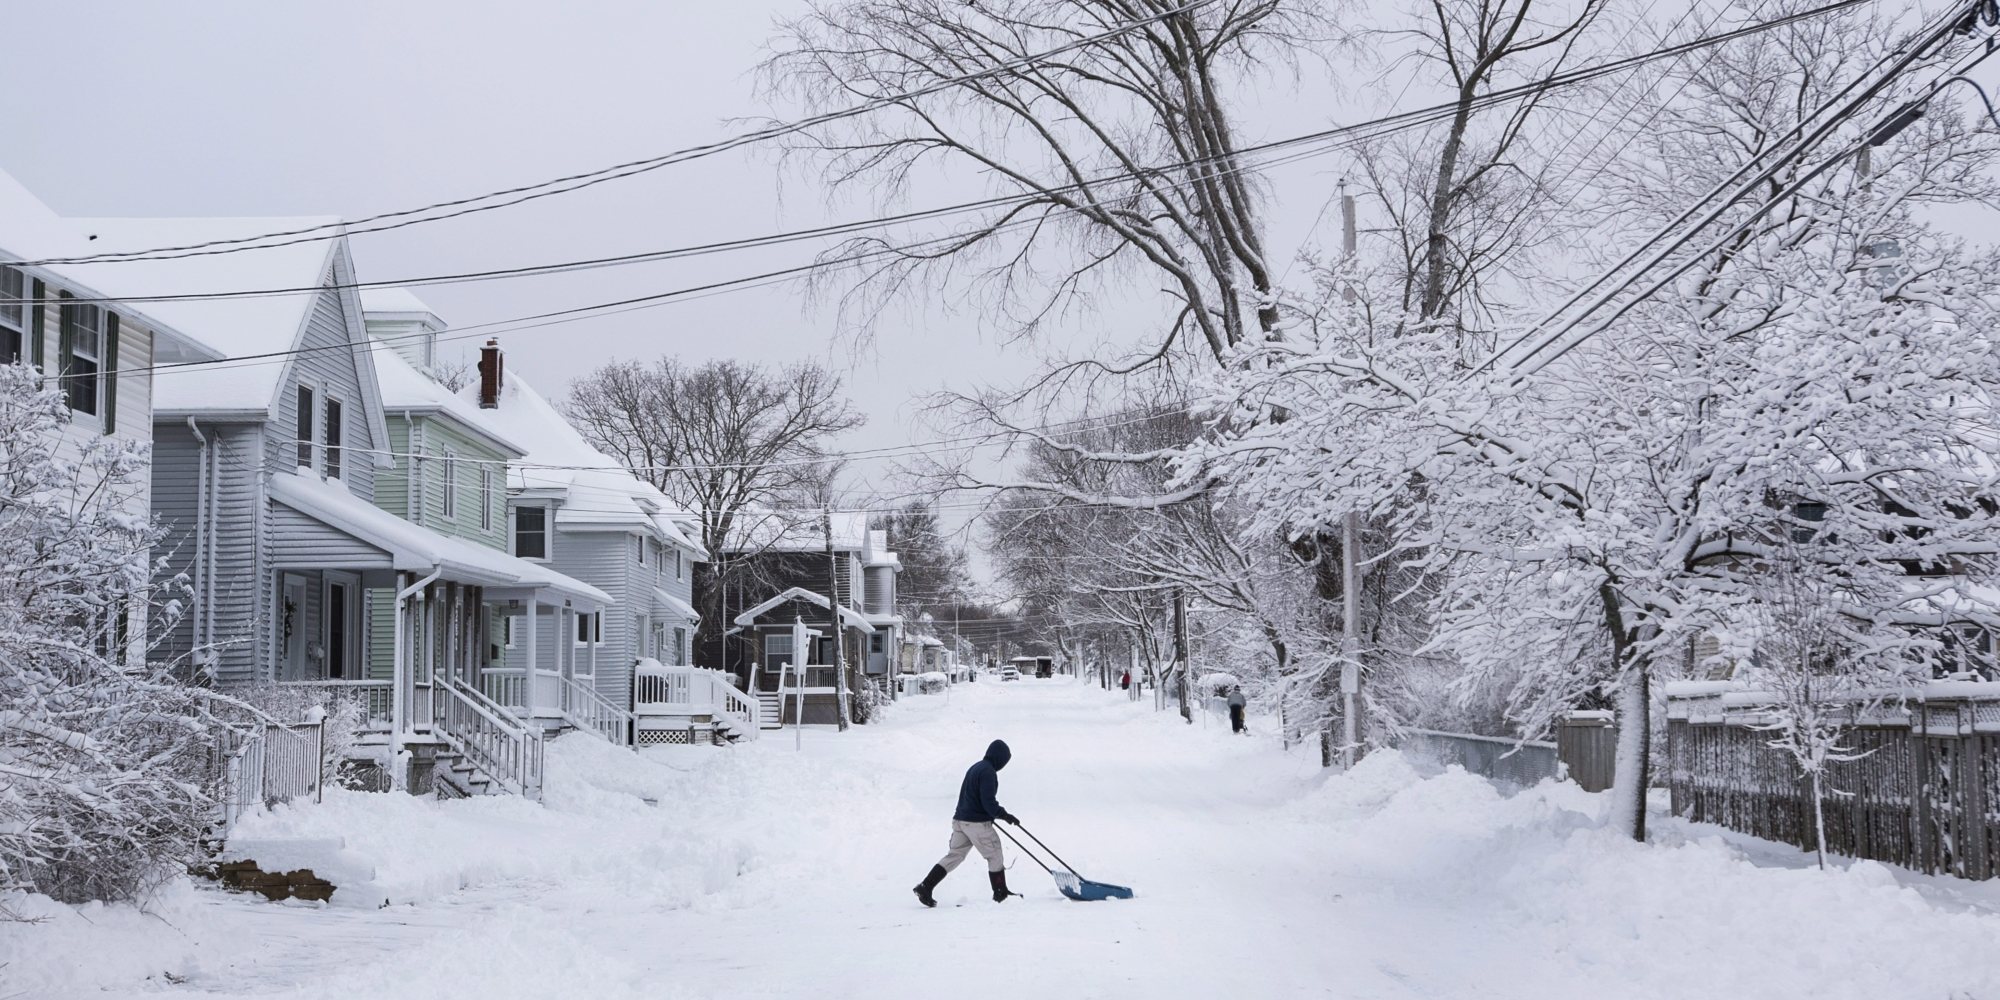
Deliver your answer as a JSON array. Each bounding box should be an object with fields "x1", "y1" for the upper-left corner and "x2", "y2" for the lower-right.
[{"x1": 937, "y1": 819, "x2": 1006, "y2": 873}]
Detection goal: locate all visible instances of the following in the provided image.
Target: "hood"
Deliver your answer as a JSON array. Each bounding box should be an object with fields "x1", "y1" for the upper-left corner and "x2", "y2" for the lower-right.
[{"x1": 984, "y1": 739, "x2": 1011, "y2": 770}]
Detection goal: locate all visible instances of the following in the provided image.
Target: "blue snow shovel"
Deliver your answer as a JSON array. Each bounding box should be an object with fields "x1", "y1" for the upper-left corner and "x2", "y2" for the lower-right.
[{"x1": 996, "y1": 823, "x2": 1135, "y2": 901}]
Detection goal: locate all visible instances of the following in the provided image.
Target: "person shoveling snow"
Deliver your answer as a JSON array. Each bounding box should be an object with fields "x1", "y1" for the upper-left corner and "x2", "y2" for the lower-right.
[{"x1": 912, "y1": 739, "x2": 1019, "y2": 907}]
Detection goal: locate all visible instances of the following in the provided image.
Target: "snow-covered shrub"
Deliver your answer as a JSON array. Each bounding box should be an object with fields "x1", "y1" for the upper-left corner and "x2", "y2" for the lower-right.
[{"x1": 0, "y1": 365, "x2": 233, "y2": 906}]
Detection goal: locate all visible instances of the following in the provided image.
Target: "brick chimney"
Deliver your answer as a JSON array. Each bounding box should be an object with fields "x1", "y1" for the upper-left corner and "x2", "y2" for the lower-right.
[{"x1": 477, "y1": 338, "x2": 503, "y2": 408}]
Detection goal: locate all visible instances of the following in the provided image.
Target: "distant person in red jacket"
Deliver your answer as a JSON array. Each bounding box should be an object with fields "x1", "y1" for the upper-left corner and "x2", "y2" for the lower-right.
[{"x1": 1119, "y1": 670, "x2": 1131, "y2": 691}]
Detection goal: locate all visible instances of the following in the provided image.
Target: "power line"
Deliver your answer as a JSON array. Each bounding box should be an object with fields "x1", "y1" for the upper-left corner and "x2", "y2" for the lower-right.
[
  {"x1": 19, "y1": 0, "x2": 1865, "y2": 399},
  {"x1": 1476, "y1": 0, "x2": 1972, "y2": 379},
  {"x1": 2, "y1": 2, "x2": 1220, "y2": 268},
  {"x1": 1500, "y1": 5, "x2": 1992, "y2": 380}
]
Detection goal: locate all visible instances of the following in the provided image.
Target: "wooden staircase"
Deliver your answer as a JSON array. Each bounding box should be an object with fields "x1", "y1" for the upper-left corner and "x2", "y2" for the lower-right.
[{"x1": 757, "y1": 692, "x2": 783, "y2": 730}]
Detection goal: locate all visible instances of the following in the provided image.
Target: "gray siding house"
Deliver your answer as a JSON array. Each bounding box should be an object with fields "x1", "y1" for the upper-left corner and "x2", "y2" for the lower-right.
[
  {"x1": 452, "y1": 342, "x2": 707, "y2": 713},
  {"x1": 0, "y1": 171, "x2": 173, "y2": 666},
  {"x1": 112, "y1": 224, "x2": 606, "y2": 797}
]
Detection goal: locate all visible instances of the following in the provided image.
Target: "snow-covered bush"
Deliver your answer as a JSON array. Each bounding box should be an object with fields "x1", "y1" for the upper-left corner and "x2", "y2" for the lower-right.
[{"x1": 0, "y1": 364, "x2": 230, "y2": 907}]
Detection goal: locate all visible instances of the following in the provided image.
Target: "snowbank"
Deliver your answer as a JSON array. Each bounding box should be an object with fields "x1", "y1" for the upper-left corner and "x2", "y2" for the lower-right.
[{"x1": 1288, "y1": 751, "x2": 2000, "y2": 999}]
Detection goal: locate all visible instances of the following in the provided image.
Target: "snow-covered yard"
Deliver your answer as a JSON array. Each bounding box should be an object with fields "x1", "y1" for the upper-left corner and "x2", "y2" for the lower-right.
[{"x1": 9, "y1": 680, "x2": 2000, "y2": 999}]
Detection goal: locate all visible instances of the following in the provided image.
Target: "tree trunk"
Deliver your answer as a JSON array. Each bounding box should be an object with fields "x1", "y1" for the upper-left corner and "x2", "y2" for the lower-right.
[
  {"x1": 1608, "y1": 663, "x2": 1650, "y2": 841},
  {"x1": 823, "y1": 507, "x2": 850, "y2": 731}
]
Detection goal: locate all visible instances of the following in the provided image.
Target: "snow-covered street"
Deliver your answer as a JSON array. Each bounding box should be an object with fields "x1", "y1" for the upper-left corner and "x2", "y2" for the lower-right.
[{"x1": 13, "y1": 680, "x2": 2000, "y2": 999}]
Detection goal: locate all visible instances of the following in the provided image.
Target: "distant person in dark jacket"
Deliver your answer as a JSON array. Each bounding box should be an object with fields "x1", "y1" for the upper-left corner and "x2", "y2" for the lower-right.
[
  {"x1": 1227, "y1": 686, "x2": 1248, "y2": 734},
  {"x1": 913, "y1": 740, "x2": 1019, "y2": 906}
]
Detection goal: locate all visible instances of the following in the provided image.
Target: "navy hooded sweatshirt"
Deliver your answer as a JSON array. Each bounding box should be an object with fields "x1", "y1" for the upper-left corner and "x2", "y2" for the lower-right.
[{"x1": 953, "y1": 740, "x2": 1013, "y2": 824}]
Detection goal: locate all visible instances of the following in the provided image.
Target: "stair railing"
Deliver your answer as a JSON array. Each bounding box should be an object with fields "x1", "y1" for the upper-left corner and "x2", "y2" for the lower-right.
[
  {"x1": 560, "y1": 673, "x2": 636, "y2": 747},
  {"x1": 433, "y1": 673, "x2": 544, "y2": 800}
]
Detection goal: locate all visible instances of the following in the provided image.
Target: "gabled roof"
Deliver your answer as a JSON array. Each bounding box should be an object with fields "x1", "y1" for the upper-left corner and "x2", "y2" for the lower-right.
[
  {"x1": 269, "y1": 471, "x2": 610, "y2": 606},
  {"x1": 731, "y1": 586, "x2": 877, "y2": 633},
  {"x1": 462, "y1": 368, "x2": 706, "y2": 558},
  {"x1": 61, "y1": 217, "x2": 344, "y2": 414}
]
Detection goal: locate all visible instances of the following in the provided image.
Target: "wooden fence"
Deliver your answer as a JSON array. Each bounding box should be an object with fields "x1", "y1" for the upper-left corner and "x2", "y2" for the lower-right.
[{"x1": 1666, "y1": 684, "x2": 2000, "y2": 880}]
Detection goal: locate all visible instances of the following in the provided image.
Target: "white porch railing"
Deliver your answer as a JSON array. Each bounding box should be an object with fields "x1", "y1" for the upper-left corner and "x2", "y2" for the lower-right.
[
  {"x1": 433, "y1": 674, "x2": 544, "y2": 799},
  {"x1": 560, "y1": 673, "x2": 635, "y2": 746},
  {"x1": 481, "y1": 667, "x2": 528, "y2": 712},
  {"x1": 635, "y1": 663, "x2": 759, "y2": 740},
  {"x1": 279, "y1": 679, "x2": 392, "y2": 728}
]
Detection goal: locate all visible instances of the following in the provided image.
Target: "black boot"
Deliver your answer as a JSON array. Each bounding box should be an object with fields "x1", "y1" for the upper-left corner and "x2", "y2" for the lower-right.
[
  {"x1": 912, "y1": 864, "x2": 947, "y2": 908},
  {"x1": 989, "y1": 869, "x2": 1014, "y2": 902}
]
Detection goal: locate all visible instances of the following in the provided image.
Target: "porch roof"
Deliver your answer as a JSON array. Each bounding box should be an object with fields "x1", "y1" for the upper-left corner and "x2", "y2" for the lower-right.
[
  {"x1": 269, "y1": 471, "x2": 611, "y2": 606},
  {"x1": 654, "y1": 588, "x2": 701, "y2": 625},
  {"x1": 731, "y1": 586, "x2": 877, "y2": 633}
]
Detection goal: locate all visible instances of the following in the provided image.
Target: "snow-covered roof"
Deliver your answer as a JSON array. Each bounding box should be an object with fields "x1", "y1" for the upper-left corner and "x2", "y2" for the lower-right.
[
  {"x1": 269, "y1": 471, "x2": 610, "y2": 607},
  {"x1": 358, "y1": 286, "x2": 441, "y2": 324},
  {"x1": 61, "y1": 217, "x2": 342, "y2": 414},
  {"x1": 731, "y1": 586, "x2": 877, "y2": 633},
  {"x1": 369, "y1": 342, "x2": 526, "y2": 457},
  {"x1": 461, "y1": 368, "x2": 706, "y2": 558},
  {"x1": 653, "y1": 588, "x2": 701, "y2": 624},
  {"x1": 919, "y1": 636, "x2": 945, "y2": 647}
]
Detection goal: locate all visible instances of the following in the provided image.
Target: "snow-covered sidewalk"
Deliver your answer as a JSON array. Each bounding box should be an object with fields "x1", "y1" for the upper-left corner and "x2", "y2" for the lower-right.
[{"x1": 9, "y1": 680, "x2": 2000, "y2": 999}]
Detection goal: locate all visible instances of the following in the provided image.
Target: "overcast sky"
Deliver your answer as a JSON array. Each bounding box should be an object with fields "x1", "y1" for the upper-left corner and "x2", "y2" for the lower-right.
[
  {"x1": 0, "y1": 1, "x2": 1361, "y2": 587},
  {"x1": 15, "y1": 3, "x2": 1969, "y2": 590}
]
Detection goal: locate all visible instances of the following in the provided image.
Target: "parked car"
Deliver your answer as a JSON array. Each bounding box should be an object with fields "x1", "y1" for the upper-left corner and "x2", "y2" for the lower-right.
[{"x1": 1000, "y1": 666, "x2": 1022, "y2": 682}]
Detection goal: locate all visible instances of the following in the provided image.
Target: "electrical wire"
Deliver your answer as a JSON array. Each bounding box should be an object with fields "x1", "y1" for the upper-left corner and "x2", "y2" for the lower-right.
[{"x1": 1, "y1": 2, "x2": 1221, "y2": 268}]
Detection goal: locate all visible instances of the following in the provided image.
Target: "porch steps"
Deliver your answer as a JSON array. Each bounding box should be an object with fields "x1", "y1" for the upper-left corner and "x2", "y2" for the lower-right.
[
  {"x1": 432, "y1": 747, "x2": 499, "y2": 799},
  {"x1": 757, "y1": 692, "x2": 783, "y2": 730}
]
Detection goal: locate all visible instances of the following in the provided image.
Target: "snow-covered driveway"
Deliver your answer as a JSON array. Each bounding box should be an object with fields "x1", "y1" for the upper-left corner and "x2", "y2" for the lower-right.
[{"x1": 14, "y1": 679, "x2": 2000, "y2": 999}]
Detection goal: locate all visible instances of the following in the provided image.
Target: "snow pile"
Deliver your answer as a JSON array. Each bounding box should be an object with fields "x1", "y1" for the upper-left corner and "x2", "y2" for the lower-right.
[
  {"x1": 0, "y1": 883, "x2": 219, "y2": 995},
  {"x1": 1290, "y1": 751, "x2": 2000, "y2": 999}
]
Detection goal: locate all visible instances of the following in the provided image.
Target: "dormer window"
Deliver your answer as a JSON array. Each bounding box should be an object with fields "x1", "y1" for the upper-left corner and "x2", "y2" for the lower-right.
[{"x1": 514, "y1": 504, "x2": 548, "y2": 559}]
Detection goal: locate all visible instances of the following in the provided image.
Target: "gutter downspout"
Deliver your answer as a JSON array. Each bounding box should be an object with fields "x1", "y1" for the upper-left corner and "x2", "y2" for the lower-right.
[
  {"x1": 186, "y1": 418, "x2": 210, "y2": 662},
  {"x1": 390, "y1": 566, "x2": 443, "y2": 792}
]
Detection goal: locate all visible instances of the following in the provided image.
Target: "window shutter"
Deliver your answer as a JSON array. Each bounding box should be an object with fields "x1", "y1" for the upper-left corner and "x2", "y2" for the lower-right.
[
  {"x1": 56, "y1": 292, "x2": 74, "y2": 386},
  {"x1": 101, "y1": 312, "x2": 120, "y2": 435},
  {"x1": 29, "y1": 280, "x2": 44, "y2": 369}
]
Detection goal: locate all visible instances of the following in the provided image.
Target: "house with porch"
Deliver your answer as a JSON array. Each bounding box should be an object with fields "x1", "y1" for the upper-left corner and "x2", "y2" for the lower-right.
[
  {"x1": 429, "y1": 325, "x2": 753, "y2": 742},
  {"x1": 117, "y1": 223, "x2": 607, "y2": 798},
  {"x1": 698, "y1": 520, "x2": 902, "y2": 725},
  {"x1": 0, "y1": 171, "x2": 168, "y2": 665}
]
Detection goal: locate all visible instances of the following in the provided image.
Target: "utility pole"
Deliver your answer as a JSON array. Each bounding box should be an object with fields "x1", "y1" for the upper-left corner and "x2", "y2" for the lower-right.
[
  {"x1": 1339, "y1": 187, "x2": 1365, "y2": 768},
  {"x1": 1174, "y1": 589, "x2": 1192, "y2": 724},
  {"x1": 822, "y1": 505, "x2": 850, "y2": 731}
]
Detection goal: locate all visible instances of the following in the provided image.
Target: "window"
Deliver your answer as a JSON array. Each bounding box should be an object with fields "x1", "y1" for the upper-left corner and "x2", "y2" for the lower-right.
[
  {"x1": 480, "y1": 466, "x2": 494, "y2": 531},
  {"x1": 870, "y1": 634, "x2": 886, "y2": 654},
  {"x1": 60, "y1": 297, "x2": 102, "y2": 415},
  {"x1": 636, "y1": 534, "x2": 646, "y2": 565},
  {"x1": 673, "y1": 627, "x2": 687, "y2": 665},
  {"x1": 440, "y1": 453, "x2": 458, "y2": 518},
  {"x1": 324, "y1": 398, "x2": 344, "y2": 479},
  {"x1": 675, "y1": 548, "x2": 683, "y2": 581},
  {"x1": 295, "y1": 385, "x2": 315, "y2": 467},
  {"x1": 765, "y1": 632, "x2": 794, "y2": 666},
  {"x1": 503, "y1": 615, "x2": 520, "y2": 649},
  {"x1": 575, "y1": 611, "x2": 602, "y2": 646},
  {"x1": 514, "y1": 505, "x2": 547, "y2": 559},
  {"x1": 326, "y1": 581, "x2": 351, "y2": 679},
  {"x1": 0, "y1": 266, "x2": 24, "y2": 365}
]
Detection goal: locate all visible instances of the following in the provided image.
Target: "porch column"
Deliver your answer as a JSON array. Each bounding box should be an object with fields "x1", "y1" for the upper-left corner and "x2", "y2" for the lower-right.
[{"x1": 523, "y1": 600, "x2": 540, "y2": 721}]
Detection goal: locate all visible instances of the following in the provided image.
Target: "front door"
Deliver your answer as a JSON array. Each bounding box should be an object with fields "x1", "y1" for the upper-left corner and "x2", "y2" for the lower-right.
[
  {"x1": 324, "y1": 572, "x2": 359, "y2": 680},
  {"x1": 280, "y1": 573, "x2": 309, "y2": 681}
]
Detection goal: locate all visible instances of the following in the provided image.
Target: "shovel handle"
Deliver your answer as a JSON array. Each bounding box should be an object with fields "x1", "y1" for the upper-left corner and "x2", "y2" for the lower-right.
[
  {"x1": 993, "y1": 823, "x2": 1055, "y2": 875},
  {"x1": 1012, "y1": 823, "x2": 1083, "y2": 876}
]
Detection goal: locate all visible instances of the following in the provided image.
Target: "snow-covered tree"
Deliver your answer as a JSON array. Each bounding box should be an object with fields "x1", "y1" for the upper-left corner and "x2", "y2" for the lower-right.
[
  {"x1": 1189, "y1": 7, "x2": 2000, "y2": 838},
  {"x1": 0, "y1": 364, "x2": 227, "y2": 906}
]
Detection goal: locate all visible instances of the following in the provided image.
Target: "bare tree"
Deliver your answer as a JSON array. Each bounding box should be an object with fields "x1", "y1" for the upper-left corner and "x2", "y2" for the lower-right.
[
  {"x1": 763, "y1": 0, "x2": 1328, "y2": 376},
  {"x1": 564, "y1": 359, "x2": 864, "y2": 667}
]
